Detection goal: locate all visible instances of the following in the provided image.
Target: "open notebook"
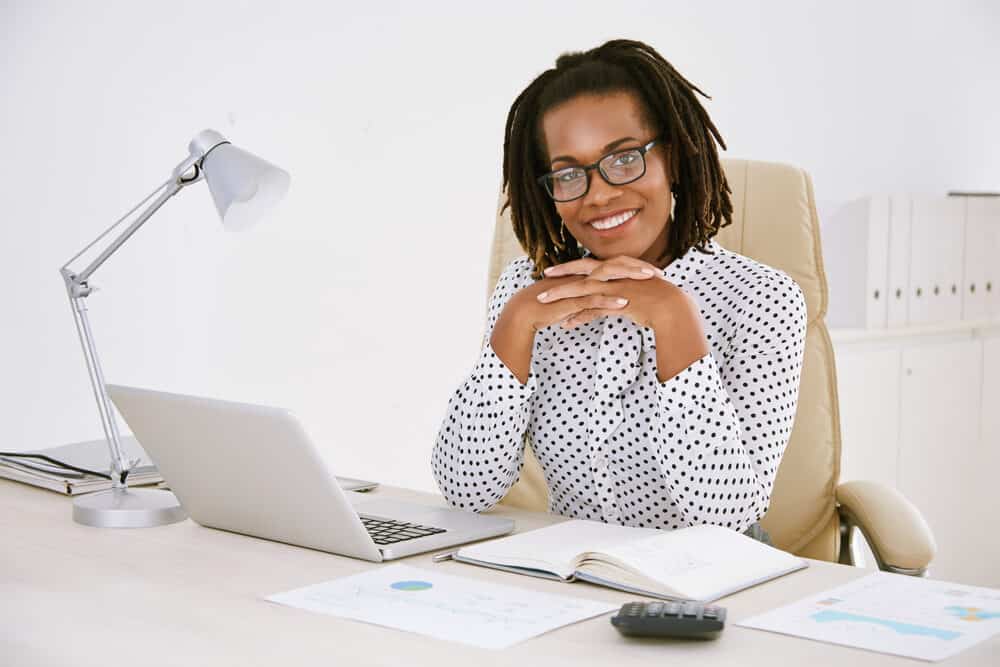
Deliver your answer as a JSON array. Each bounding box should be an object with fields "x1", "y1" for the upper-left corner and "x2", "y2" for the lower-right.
[{"x1": 453, "y1": 519, "x2": 808, "y2": 603}]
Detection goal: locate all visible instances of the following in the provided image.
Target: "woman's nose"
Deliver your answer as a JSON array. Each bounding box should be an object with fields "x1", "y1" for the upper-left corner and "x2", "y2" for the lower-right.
[{"x1": 584, "y1": 171, "x2": 623, "y2": 207}]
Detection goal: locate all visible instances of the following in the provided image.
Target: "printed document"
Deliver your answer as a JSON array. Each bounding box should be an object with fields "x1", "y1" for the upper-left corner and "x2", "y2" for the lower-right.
[
  {"x1": 737, "y1": 572, "x2": 1000, "y2": 661},
  {"x1": 265, "y1": 563, "x2": 618, "y2": 649}
]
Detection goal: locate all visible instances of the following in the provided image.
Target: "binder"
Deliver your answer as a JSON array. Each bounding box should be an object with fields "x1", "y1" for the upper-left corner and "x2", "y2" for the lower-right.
[
  {"x1": 938, "y1": 198, "x2": 966, "y2": 322},
  {"x1": 823, "y1": 197, "x2": 890, "y2": 329},
  {"x1": 962, "y1": 197, "x2": 1000, "y2": 321},
  {"x1": 987, "y1": 199, "x2": 1000, "y2": 319},
  {"x1": 886, "y1": 196, "x2": 912, "y2": 327},
  {"x1": 908, "y1": 197, "x2": 964, "y2": 325}
]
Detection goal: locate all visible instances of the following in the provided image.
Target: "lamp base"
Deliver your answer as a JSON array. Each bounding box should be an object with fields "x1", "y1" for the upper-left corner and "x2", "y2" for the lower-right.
[{"x1": 72, "y1": 487, "x2": 187, "y2": 528}]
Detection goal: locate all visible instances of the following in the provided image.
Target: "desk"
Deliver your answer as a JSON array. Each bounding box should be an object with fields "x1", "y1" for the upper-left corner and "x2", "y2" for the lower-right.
[{"x1": 3, "y1": 480, "x2": 997, "y2": 666}]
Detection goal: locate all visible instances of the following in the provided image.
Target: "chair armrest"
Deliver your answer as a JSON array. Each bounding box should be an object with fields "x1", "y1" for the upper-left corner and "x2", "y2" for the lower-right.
[{"x1": 836, "y1": 480, "x2": 937, "y2": 575}]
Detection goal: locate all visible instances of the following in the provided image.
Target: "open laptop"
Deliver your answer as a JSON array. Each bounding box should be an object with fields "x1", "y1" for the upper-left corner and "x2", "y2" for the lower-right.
[{"x1": 106, "y1": 385, "x2": 514, "y2": 561}]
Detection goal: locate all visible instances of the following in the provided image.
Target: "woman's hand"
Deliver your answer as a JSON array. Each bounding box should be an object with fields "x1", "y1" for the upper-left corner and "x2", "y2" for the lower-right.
[
  {"x1": 539, "y1": 255, "x2": 710, "y2": 382},
  {"x1": 538, "y1": 256, "x2": 679, "y2": 331},
  {"x1": 489, "y1": 257, "x2": 654, "y2": 385},
  {"x1": 491, "y1": 255, "x2": 708, "y2": 384},
  {"x1": 508, "y1": 257, "x2": 659, "y2": 333}
]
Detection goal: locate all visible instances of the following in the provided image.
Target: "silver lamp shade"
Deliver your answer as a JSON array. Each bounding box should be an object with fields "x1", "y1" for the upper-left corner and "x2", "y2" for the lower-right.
[{"x1": 195, "y1": 131, "x2": 290, "y2": 231}]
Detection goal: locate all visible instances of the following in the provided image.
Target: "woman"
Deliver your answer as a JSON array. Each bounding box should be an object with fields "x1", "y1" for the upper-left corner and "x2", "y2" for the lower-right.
[{"x1": 432, "y1": 39, "x2": 807, "y2": 542}]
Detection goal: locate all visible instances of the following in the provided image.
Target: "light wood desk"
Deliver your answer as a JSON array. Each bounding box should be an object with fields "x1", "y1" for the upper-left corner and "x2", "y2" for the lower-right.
[{"x1": 3, "y1": 480, "x2": 996, "y2": 666}]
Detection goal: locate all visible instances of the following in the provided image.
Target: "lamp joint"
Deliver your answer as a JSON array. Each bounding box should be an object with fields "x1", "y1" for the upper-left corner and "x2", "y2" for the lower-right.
[{"x1": 60, "y1": 268, "x2": 92, "y2": 299}]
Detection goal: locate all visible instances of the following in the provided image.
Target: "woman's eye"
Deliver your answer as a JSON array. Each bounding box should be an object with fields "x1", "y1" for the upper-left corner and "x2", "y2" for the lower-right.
[
  {"x1": 556, "y1": 170, "x2": 582, "y2": 183},
  {"x1": 612, "y1": 152, "x2": 638, "y2": 167}
]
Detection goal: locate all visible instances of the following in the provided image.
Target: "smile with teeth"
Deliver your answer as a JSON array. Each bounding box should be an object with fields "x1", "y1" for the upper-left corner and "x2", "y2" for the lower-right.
[{"x1": 590, "y1": 209, "x2": 638, "y2": 230}]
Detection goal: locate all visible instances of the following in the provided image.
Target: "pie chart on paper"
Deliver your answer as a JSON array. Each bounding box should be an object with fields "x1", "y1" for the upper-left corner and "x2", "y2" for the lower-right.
[{"x1": 390, "y1": 580, "x2": 433, "y2": 591}]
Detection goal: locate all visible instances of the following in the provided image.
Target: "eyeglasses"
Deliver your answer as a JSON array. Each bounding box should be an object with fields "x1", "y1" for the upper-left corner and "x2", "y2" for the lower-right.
[{"x1": 537, "y1": 139, "x2": 659, "y2": 202}]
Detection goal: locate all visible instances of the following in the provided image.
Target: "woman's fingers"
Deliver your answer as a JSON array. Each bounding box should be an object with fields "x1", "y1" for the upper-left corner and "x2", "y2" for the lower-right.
[
  {"x1": 539, "y1": 276, "x2": 636, "y2": 303},
  {"x1": 537, "y1": 278, "x2": 600, "y2": 303},
  {"x1": 561, "y1": 308, "x2": 621, "y2": 329},
  {"x1": 543, "y1": 258, "x2": 601, "y2": 277},
  {"x1": 544, "y1": 255, "x2": 660, "y2": 281},
  {"x1": 549, "y1": 295, "x2": 628, "y2": 329},
  {"x1": 587, "y1": 263, "x2": 657, "y2": 282}
]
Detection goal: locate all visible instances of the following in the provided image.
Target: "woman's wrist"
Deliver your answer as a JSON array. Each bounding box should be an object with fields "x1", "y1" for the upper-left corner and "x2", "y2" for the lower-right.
[
  {"x1": 489, "y1": 305, "x2": 536, "y2": 385},
  {"x1": 651, "y1": 304, "x2": 709, "y2": 383}
]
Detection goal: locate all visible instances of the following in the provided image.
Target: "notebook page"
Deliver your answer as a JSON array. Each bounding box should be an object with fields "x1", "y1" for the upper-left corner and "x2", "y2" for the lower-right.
[
  {"x1": 589, "y1": 524, "x2": 806, "y2": 601},
  {"x1": 457, "y1": 519, "x2": 660, "y2": 579}
]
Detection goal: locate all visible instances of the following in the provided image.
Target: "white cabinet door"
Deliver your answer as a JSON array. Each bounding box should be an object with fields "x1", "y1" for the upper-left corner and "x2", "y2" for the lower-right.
[
  {"x1": 835, "y1": 345, "x2": 901, "y2": 488},
  {"x1": 897, "y1": 339, "x2": 995, "y2": 586},
  {"x1": 982, "y1": 337, "x2": 1000, "y2": 552}
]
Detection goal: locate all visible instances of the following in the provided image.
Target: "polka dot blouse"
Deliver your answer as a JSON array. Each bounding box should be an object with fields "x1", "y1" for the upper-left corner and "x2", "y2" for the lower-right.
[{"x1": 432, "y1": 239, "x2": 808, "y2": 534}]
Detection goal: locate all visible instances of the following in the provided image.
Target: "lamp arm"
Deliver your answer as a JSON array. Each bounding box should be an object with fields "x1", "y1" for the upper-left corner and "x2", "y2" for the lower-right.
[
  {"x1": 59, "y1": 156, "x2": 203, "y2": 486},
  {"x1": 70, "y1": 173, "x2": 205, "y2": 288}
]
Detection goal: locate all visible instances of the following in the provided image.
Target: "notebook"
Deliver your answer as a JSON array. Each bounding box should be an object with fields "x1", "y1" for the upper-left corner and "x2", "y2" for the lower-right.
[
  {"x1": 451, "y1": 518, "x2": 808, "y2": 603},
  {"x1": 0, "y1": 437, "x2": 162, "y2": 495}
]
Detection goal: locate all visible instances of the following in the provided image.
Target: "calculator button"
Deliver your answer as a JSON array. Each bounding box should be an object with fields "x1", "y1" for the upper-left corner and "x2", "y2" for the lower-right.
[
  {"x1": 682, "y1": 603, "x2": 699, "y2": 617},
  {"x1": 645, "y1": 603, "x2": 664, "y2": 617}
]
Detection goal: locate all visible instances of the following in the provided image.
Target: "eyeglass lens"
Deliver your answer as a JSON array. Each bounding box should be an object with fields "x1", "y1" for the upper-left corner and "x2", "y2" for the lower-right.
[{"x1": 546, "y1": 149, "x2": 646, "y2": 201}]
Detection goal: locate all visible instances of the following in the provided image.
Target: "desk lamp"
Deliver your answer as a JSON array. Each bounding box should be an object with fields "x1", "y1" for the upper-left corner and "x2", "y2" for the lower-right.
[{"x1": 60, "y1": 129, "x2": 289, "y2": 528}]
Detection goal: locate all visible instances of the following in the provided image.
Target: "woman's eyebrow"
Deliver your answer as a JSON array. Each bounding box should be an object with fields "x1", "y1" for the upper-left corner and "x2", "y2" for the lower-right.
[{"x1": 550, "y1": 136, "x2": 640, "y2": 166}]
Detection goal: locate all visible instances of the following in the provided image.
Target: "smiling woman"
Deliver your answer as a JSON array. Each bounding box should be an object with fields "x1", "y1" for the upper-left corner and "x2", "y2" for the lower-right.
[{"x1": 431, "y1": 40, "x2": 807, "y2": 542}]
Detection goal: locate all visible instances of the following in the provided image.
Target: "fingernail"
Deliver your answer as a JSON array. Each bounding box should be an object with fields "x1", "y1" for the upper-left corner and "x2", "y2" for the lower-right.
[
  {"x1": 537, "y1": 291, "x2": 548, "y2": 301},
  {"x1": 543, "y1": 267, "x2": 553, "y2": 275},
  {"x1": 641, "y1": 268, "x2": 656, "y2": 275},
  {"x1": 616, "y1": 298, "x2": 628, "y2": 305}
]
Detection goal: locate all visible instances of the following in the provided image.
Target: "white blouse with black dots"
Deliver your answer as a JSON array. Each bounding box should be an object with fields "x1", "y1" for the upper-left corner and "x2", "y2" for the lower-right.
[{"x1": 432, "y1": 239, "x2": 808, "y2": 534}]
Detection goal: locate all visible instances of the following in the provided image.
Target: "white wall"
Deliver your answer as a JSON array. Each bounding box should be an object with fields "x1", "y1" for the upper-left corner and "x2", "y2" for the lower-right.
[{"x1": 2, "y1": 0, "x2": 998, "y2": 492}]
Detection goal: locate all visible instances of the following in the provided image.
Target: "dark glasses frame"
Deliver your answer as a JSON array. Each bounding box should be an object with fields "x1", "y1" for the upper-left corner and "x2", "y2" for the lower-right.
[{"x1": 536, "y1": 139, "x2": 660, "y2": 202}]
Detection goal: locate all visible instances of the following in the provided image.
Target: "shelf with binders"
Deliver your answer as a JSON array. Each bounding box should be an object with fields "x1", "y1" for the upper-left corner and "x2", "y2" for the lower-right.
[{"x1": 822, "y1": 194, "x2": 1000, "y2": 332}]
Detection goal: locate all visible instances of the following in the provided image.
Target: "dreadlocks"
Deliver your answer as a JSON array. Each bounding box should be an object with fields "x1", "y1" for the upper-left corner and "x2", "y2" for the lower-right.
[{"x1": 502, "y1": 39, "x2": 733, "y2": 278}]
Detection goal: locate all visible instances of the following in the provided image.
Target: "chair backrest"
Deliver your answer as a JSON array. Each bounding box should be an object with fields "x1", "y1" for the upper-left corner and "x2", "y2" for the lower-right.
[{"x1": 487, "y1": 159, "x2": 843, "y2": 559}]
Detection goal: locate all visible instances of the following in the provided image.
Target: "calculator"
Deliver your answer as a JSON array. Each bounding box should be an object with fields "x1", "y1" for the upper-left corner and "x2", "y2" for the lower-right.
[{"x1": 610, "y1": 600, "x2": 726, "y2": 639}]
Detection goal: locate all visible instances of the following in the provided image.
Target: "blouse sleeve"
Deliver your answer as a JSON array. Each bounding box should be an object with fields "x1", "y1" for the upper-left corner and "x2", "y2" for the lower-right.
[
  {"x1": 652, "y1": 271, "x2": 808, "y2": 533},
  {"x1": 432, "y1": 257, "x2": 538, "y2": 512}
]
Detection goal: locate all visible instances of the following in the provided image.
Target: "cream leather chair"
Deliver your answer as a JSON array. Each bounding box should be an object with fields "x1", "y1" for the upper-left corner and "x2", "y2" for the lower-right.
[{"x1": 487, "y1": 159, "x2": 937, "y2": 575}]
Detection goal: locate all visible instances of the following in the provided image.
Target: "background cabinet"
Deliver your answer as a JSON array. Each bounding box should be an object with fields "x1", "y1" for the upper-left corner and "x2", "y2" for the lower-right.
[
  {"x1": 833, "y1": 324, "x2": 1000, "y2": 587},
  {"x1": 825, "y1": 195, "x2": 998, "y2": 329}
]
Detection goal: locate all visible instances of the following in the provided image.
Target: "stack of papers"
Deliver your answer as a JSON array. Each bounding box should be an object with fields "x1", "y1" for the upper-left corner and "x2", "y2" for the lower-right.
[{"x1": 0, "y1": 437, "x2": 162, "y2": 495}]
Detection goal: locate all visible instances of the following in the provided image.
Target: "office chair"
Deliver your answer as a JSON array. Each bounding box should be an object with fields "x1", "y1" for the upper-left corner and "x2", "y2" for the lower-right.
[{"x1": 486, "y1": 159, "x2": 936, "y2": 576}]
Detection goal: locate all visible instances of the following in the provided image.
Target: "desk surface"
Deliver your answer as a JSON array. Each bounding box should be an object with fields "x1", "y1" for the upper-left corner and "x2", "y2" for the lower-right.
[{"x1": 3, "y1": 480, "x2": 996, "y2": 666}]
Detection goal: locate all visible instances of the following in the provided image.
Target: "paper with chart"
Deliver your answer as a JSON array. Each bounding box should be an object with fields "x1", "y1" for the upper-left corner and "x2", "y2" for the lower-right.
[
  {"x1": 265, "y1": 563, "x2": 618, "y2": 649},
  {"x1": 737, "y1": 572, "x2": 1000, "y2": 661}
]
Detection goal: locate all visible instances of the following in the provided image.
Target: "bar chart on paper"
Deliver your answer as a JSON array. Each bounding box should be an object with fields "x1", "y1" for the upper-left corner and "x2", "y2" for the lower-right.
[{"x1": 737, "y1": 572, "x2": 1000, "y2": 661}]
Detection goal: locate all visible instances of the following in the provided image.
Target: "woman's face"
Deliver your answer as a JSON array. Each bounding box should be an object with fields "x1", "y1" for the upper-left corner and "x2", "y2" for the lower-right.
[{"x1": 540, "y1": 90, "x2": 673, "y2": 266}]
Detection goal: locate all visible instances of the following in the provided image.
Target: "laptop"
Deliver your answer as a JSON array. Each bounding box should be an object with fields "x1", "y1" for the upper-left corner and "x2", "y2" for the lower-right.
[{"x1": 106, "y1": 385, "x2": 514, "y2": 561}]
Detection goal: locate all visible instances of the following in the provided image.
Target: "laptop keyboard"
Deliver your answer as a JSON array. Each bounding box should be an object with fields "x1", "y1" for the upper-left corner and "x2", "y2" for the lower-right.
[{"x1": 360, "y1": 516, "x2": 447, "y2": 545}]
